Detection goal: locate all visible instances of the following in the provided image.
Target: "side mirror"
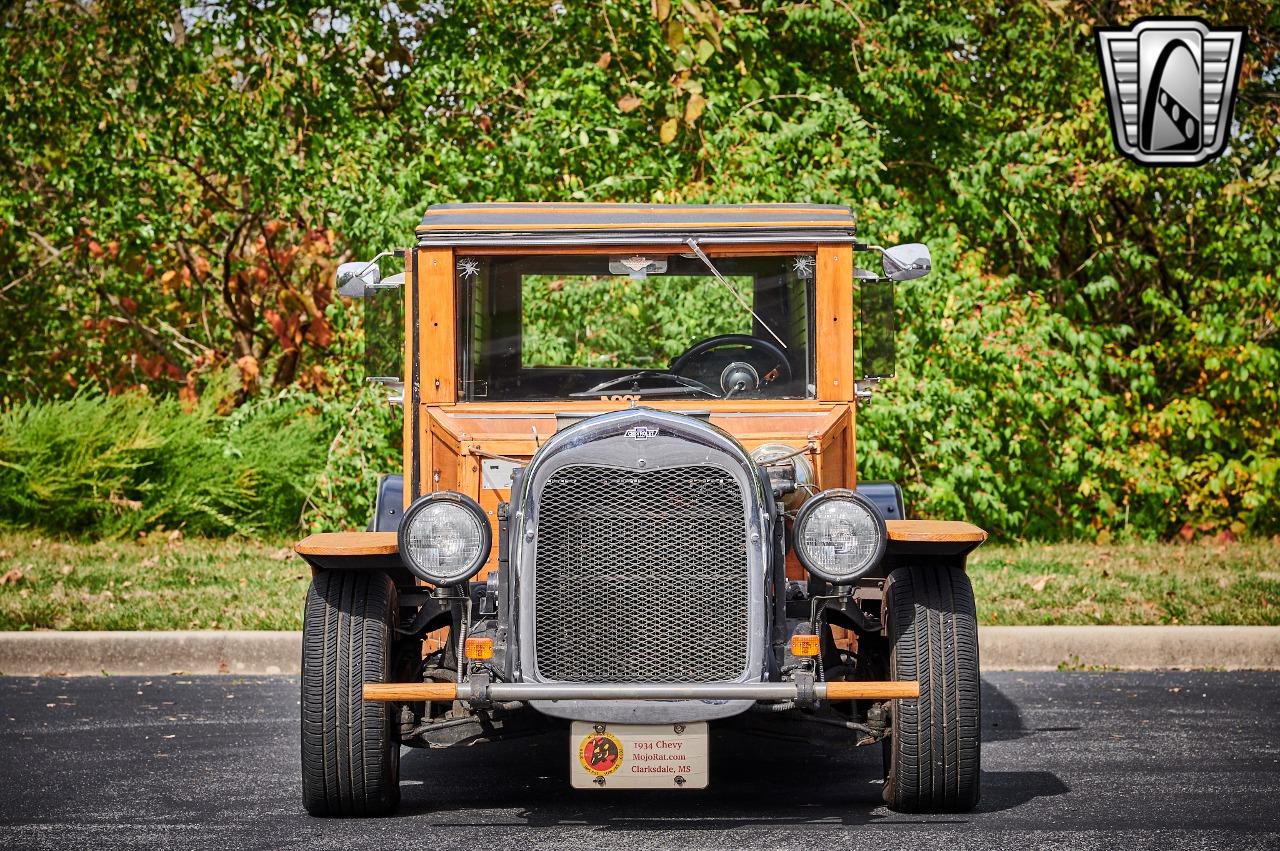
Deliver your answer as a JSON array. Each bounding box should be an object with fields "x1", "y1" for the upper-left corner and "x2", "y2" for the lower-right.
[
  {"x1": 881, "y1": 243, "x2": 931, "y2": 282},
  {"x1": 336, "y1": 260, "x2": 382, "y2": 298}
]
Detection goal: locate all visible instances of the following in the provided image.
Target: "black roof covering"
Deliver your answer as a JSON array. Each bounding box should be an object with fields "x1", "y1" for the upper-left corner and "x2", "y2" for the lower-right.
[{"x1": 415, "y1": 202, "x2": 856, "y2": 245}]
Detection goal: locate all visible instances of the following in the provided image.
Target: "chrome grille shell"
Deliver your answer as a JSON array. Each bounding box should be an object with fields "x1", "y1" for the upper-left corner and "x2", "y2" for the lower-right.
[
  {"x1": 512, "y1": 408, "x2": 770, "y2": 723},
  {"x1": 532, "y1": 463, "x2": 750, "y2": 683}
]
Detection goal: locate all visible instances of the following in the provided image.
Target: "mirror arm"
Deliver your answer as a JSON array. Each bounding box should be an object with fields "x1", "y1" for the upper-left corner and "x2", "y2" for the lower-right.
[
  {"x1": 855, "y1": 377, "x2": 885, "y2": 406},
  {"x1": 356, "y1": 251, "x2": 395, "y2": 277},
  {"x1": 854, "y1": 243, "x2": 903, "y2": 279},
  {"x1": 337, "y1": 249, "x2": 410, "y2": 298},
  {"x1": 351, "y1": 248, "x2": 410, "y2": 280},
  {"x1": 854, "y1": 245, "x2": 887, "y2": 281},
  {"x1": 366, "y1": 377, "x2": 405, "y2": 408}
]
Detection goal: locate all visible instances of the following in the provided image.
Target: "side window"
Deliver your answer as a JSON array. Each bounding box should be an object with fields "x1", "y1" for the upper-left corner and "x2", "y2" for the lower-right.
[
  {"x1": 859, "y1": 279, "x2": 896, "y2": 380},
  {"x1": 364, "y1": 276, "x2": 403, "y2": 385}
]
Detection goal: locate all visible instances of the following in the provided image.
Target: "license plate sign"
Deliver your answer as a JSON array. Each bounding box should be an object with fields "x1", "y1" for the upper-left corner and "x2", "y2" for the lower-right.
[{"x1": 569, "y1": 722, "x2": 709, "y2": 789}]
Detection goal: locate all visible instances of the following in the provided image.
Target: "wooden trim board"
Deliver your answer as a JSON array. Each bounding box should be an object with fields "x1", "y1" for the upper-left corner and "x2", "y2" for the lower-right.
[
  {"x1": 295, "y1": 532, "x2": 398, "y2": 556},
  {"x1": 886, "y1": 520, "x2": 987, "y2": 543}
]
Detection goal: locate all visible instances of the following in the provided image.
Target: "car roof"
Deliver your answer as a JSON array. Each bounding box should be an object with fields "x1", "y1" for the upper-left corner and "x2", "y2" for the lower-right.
[{"x1": 415, "y1": 202, "x2": 856, "y2": 246}]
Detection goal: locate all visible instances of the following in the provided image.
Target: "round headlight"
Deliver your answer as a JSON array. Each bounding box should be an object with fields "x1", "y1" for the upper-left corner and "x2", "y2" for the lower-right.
[
  {"x1": 397, "y1": 492, "x2": 491, "y2": 585},
  {"x1": 793, "y1": 489, "x2": 886, "y2": 584}
]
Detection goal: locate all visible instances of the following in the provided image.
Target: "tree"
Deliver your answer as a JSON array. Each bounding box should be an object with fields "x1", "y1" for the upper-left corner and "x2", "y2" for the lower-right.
[{"x1": 2, "y1": 0, "x2": 1277, "y2": 538}]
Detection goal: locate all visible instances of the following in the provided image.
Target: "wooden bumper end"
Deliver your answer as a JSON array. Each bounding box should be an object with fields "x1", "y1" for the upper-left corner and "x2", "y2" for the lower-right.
[
  {"x1": 822, "y1": 680, "x2": 921, "y2": 700},
  {"x1": 363, "y1": 682, "x2": 459, "y2": 702}
]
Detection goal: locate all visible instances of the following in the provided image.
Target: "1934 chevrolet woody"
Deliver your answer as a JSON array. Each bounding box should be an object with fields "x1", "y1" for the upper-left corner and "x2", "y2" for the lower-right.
[{"x1": 293, "y1": 203, "x2": 986, "y2": 817}]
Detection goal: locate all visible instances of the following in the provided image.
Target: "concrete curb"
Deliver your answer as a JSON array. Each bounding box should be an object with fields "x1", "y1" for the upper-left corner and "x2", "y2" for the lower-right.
[
  {"x1": 0, "y1": 631, "x2": 300, "y2": 676},
  {"x1": 1, "y1": 626, "x2": 1278, "y2": 676},
  {"x1": 978, "y1": 625, "x2": 1280, "y2": 671}
]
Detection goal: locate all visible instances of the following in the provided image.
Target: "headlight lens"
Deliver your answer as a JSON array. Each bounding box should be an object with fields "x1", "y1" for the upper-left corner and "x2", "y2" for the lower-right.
[
  {"x1": 397, "y1": 493, "x2": 491, "y2": 585},
  {"x1": 793, "y1": 489, "x2": 886, "y2": 584}
]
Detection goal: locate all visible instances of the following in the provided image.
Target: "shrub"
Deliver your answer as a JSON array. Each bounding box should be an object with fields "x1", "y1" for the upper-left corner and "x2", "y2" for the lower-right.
[
  {"x1": 0, "y1": 386, "x2": 399, "y2": 538},
  {"x1": 858, "y1": 247, "x2": 1280, "y2": 541}
]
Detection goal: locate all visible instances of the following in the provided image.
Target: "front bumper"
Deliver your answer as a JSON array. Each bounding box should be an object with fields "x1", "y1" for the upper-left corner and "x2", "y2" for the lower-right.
[{"x1": 363, "y1": 680, "x2": 918, "y2": 704}]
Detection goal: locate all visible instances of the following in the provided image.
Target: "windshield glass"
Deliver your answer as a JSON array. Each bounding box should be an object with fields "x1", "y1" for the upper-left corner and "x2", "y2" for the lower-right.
[{"x1": 458, "y1": 253, "x2": 814, "y2": 401}]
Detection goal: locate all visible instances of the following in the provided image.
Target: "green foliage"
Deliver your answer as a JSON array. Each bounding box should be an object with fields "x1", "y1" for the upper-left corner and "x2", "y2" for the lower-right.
[
  {"x1": 859, "y1": 252, "x2": 1280, "y2": 540},
  {"x1": 0, "y1": 385, "x2": 399, "y2": 537},
  {"x1": 1, "y1": 1, "x2": 1277, "y2": 539},
  {"x1": 522, "y1": 274, "x2": 751, "y2": 368},
  {"x1": 301, "y1": 387, "x2": 404, "y2": 534}
]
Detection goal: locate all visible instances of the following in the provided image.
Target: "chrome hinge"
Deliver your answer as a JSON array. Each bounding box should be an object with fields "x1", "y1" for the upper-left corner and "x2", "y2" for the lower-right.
[
  {"x1": 366, "y1": 377, "x2": 404, "y2": 407},
  {"x1": 855, "y1": 378, "x2": 885, "y2": 406}
]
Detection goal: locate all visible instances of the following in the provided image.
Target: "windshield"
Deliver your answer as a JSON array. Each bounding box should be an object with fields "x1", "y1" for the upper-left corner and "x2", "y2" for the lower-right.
[{"x1": 458, "y1": 253, "x2": 815, "y2": 401}]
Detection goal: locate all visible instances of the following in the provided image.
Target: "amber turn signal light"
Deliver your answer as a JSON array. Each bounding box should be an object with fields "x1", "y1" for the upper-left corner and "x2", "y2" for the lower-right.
[
  {"x1": 464, "y1": 637, "x2": 494, "y2": 660},
  {"x1": 790, "y1": 634, "x2": 820, "y2": 657}
]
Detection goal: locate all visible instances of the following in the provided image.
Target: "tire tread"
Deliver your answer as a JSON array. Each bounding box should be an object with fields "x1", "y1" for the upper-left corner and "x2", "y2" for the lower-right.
[
  {"x1": 884, "y1": 565, "x2": 980, "y2": 813},
  {"x1": 301, "y1": 570, "x2": 400, "y2": 817}
]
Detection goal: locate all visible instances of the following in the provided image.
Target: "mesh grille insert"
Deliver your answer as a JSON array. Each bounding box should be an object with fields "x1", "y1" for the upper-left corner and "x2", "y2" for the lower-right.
[{"x1": 531, "y1": 464, "x2": 750, "y2": 683}]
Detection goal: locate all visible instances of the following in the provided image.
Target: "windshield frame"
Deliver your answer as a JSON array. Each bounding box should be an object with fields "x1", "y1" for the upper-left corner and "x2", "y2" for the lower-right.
[{"x1": 455, "y1": 249, "x2": 818, "y2": 403}]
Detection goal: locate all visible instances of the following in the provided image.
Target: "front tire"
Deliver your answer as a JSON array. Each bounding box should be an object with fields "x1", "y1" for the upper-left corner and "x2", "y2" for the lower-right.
[
  {"x1": 301, "y1": 570, "x2": 400, "y2": 817},
  {"x1": 882, "y1": 566, "x2": 981, "y2": 813}
]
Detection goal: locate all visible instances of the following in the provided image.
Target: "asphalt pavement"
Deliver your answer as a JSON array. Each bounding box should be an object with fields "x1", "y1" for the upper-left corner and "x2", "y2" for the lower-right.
[{"x1": 0, "y1": 671, "x2": 1277, "y2": 850}]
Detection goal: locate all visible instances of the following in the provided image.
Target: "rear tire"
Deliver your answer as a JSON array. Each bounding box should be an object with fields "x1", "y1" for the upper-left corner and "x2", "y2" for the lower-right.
[
  {"x1": 301, "y1": 570, "x2": 401, "y2": 817},
  {"x1": 881, "y1": 566, "x2": 981, "y2": 813}
]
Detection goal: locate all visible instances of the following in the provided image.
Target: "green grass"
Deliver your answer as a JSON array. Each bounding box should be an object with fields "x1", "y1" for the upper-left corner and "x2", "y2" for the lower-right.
[
  {"x1": 0, "y1": 532, "x2": 308, "y2": 630},
  {"x1": 969, "y1": 540, "x2": 1280, "y2": 625},
  {"x1": 0, "y1": 533, "x2": 1277, "y2": 630}
]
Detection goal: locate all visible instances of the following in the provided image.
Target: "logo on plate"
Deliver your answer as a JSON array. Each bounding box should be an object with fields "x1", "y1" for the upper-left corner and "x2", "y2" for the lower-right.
[
  {"x1": 1095, "y1": 18, "x2": 1246, "y2": 166},
  {"x1": 578, "y1": 731, "x2": 623, "y2": 776},
  {"x1": 624, "y1": 426, "x2": 659, "y2": 440}
]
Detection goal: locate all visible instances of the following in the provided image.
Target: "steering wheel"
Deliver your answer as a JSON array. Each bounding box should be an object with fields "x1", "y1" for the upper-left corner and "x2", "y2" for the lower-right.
[{"x1": 669, "y1": 334, "x2": 793, "y2": 395}]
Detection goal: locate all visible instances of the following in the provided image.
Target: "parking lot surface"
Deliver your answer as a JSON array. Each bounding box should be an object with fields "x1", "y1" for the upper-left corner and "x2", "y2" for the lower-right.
[{"x1": 0, "y1": 671, "x2": 1276, "y2": 850}]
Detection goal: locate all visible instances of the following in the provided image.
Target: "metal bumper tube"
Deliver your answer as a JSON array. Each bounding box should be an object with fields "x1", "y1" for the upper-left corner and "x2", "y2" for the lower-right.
[{"x1": 363, "y1": 680, "x2": 919, "y2": 702}]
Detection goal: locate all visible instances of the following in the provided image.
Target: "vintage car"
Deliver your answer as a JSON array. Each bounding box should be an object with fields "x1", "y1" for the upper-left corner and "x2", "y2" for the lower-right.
[{"x1": 294, "y1": 203, "x2": 986, "y2": 817}]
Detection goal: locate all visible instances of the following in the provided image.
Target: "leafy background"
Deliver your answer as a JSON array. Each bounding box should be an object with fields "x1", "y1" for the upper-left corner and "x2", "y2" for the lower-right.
[
  {"x1": 1, "y1": 0, "x2": 1277, "y2": 541},
  {"x1": 522, "y1": 273, "x2": 753, "y2": 368}
]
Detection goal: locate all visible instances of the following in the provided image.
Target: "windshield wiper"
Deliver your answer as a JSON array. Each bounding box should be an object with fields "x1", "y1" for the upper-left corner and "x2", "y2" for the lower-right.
[
  {"x1": 684, "y1": 238, "x2": 788, "y2": 350},
  {"x1": 570, "y1": 371, "x2": 718, "y2": 399}
]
